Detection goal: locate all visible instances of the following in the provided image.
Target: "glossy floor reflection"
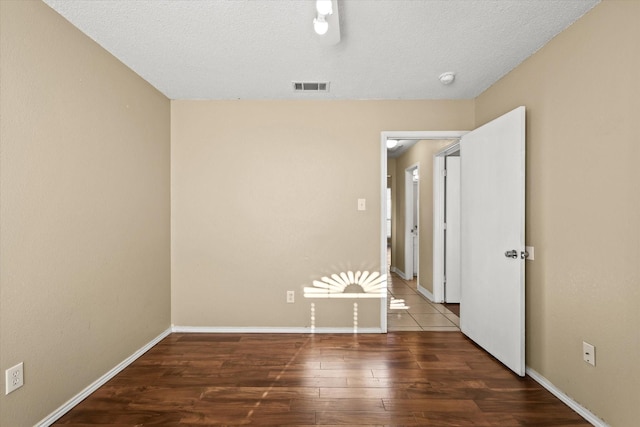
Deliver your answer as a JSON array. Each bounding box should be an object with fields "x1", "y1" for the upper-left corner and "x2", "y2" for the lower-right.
[
  {"x1": 53, "y1": 333, "x2": 591, "y2": 426},
  {"x1": 387, "y1": 272, "x2": 460, "y2": 331}
]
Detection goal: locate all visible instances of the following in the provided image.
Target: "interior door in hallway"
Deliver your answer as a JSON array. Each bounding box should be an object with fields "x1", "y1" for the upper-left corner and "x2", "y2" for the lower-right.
[
  {"x1": 412, "y1": 178, "x2": 418, "y2": 276},
  {"x1": 460, "y1": 106, "x2": 526, "y2": 376},
  {"x1": 444, "y1": 156, "x2": 461, "y2": 303}
]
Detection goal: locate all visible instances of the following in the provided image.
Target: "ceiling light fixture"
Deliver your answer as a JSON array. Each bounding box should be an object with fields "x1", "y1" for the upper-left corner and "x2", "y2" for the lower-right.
[
  {"x1": 314, "y1": 0, "x2": 333, "y2": 35},
  {"x1": 316, "y1": 0, "x2": 333, "y2": 16},
  {"x1": 439, "y1": 72, "x2": 456, "y2": 85},
  {"x1": 313, "y1": 15, "x2": 329, "y2": 35},
  {"x1": 386, "y1": 139, "x2": 399, "y2": 149}
]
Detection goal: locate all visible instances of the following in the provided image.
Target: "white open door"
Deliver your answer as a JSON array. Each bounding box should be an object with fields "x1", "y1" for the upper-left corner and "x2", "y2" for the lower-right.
[{"x1": 460, "y1": 106, "x2": 526, "y2": 376}]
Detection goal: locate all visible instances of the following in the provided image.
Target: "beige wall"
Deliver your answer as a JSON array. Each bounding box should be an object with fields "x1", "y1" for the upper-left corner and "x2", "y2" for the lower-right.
[
  {"x1": 390, "y1": 141, "x2": 453, "y2": 294},
  {"x1": 475, "y1": 1, "x2": 640, "y2": 425},
  {"x1": 0, "y1": 2, "x2": 171, "y2": 426},
  {"x1": 389, "y1": 156, "x2": 406, "y2": 275},
  {"x1": 171, "y1": 101, "x2": 473, "y2": 329}
]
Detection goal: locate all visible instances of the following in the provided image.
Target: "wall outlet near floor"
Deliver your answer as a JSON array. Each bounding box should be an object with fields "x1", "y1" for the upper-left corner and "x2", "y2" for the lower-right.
[
  {"x1": 286, "y1": 290, "x2": 295, "y2": 303},
  {"x1": 583, "y1": 341, "x2": 596, "y2": 366},
  {"x1": 5, "y1": 362, "x2": 24, "y2": 394}
]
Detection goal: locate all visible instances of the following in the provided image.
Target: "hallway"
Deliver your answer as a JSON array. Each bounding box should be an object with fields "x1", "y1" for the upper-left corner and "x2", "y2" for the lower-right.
[{"x1": 387, "y1": 272, "x2": 460, "y2": 332}]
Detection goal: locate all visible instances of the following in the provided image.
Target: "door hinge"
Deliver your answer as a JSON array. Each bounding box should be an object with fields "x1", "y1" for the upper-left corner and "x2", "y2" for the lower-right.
[
  {"x1": 442, "y1": 169, "x2": 447, "y2": 177},
  {"x1": 443, "y1": 222, "x2": 447, "y2": 230}
]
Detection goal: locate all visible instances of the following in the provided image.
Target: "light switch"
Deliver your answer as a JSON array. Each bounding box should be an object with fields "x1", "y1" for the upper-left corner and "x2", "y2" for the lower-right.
[{"x1": 357, "y1": 199, "x2": 366, "y2": 211}]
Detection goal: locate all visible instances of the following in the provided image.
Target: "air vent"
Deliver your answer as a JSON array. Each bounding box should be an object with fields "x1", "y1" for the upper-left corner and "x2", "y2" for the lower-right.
[{"x1": 292, "y1": 81, "x2": 330, "y2": 92}]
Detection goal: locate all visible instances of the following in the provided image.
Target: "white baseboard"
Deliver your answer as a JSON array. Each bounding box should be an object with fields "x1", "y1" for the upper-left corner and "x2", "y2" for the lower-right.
[
  {"x1": 417, "y1": 285, "x2": 435, "y2": 302},
  {"x1": 526, "y1": 367, "x2": 608, "y2": 427},
  {"x1": 35, "y1": 327, "x2": 172, "y2": 427},
  {"x1": 172, "y1": 326, "x2": 384, "y2": 334},
  {"x1": 390, "y1": 266, "x2": 412, "y2": 281}
]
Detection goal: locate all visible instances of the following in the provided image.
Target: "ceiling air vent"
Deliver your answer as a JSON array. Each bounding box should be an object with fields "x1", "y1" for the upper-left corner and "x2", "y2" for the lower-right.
[{"x1": 293, "y1": 81, "x2": 330, "y2": 92}]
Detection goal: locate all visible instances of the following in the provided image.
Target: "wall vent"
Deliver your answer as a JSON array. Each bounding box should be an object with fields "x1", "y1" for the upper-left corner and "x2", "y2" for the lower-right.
[{"x1": 292, "y1": 81, "x2": 330, "y2": 92}]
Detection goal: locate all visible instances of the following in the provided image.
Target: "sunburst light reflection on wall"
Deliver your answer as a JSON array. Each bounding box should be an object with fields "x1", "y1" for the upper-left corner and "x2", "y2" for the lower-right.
[{"x1": 303, "y1": 271, "x2": 386, "y2": 299}]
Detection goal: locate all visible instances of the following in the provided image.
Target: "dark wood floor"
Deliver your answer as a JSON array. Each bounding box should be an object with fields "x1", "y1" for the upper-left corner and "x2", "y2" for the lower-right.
[{"x1": 54, "y1": 332, "x2": 590, "y2": 426}]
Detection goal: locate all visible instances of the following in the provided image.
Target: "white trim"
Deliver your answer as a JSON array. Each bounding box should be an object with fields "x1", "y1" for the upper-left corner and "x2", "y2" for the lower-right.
[
  {"x1": 380, "y1": 132, "x2": 388, "y2": 333},
  {"x1": 417, "y1": 285, "x2": 435, "y2": 302},
  {"x1": 172, "y1": 326, "x2": 384, "y2": 334},
  {"x1": 404, "y1": 163, "x2": 420, "y2": 283},
  {"x1": 432, "y1": 155, "x2": 446, "y2": 303},
  {"x1": 381, "y1": 131, "x2": 468, "y2": 141},
  {"x1": 436, "y1": 141, "x2": 463, "y2": 156},
  {"x1": 35, "y1": 327, "x2": 172, "y2": 427},
  {"x1": 390, "y1": 266, "x2": 410, "y2": 281},
  {"x1": 433, "y1": 141, "x2": 462, "y2": 303},
  {"x1": 526, "y1": 367, "x2": 608, "y2": 427}
]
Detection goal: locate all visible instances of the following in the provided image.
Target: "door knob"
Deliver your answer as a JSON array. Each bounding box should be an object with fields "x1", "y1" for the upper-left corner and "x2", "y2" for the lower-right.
[{"x1": 504, "y1": 250, "x2": 518, "y2": 259}]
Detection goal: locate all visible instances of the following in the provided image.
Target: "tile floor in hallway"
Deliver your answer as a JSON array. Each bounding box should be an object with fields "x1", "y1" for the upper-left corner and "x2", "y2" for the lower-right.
[{"x1": 387, "y1": 272, "x2": 460, "y2": 331}]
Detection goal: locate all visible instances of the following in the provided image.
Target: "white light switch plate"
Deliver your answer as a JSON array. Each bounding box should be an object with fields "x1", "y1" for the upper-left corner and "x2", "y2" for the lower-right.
[{"x1": 357, "y1": 199, "x2": 366, "y2": 211}]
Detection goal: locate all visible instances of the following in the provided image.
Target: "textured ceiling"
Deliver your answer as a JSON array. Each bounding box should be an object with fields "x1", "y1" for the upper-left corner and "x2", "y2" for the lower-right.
[{"x1": 42, "y1": 0, "x2": 599, "y2": 100}]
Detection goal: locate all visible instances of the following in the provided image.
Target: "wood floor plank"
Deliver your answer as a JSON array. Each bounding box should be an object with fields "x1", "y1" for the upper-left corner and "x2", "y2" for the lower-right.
[
  {"x1": 290, "y1": 398, "x2": 385, "y2": 411},
  {"x1": 315, "y1": 410, "x2": 419, "y2": 425},
  {"x1": 320, "y1": 361, "x2": 422, "y2": 370},
  {"x1": 269, "y1": 368, "x2": 375, "y2": 379},
  {"x1": 180, "y1": 409, "x2": 316, "y2": 425},
  {"x1": 201, "y1": 386, "x2": 320, "y2": 400},
  {"x1": 382, "y1": 398, "x2": 481, "y2": 412},
  {"x1": 319, "y1": 387, "x2": 404, "y2": 399},
  {"x1": 414, "y1": 411, "x2": 520, "y2": 426},
  {"x1": 53, "y1": 332, "x2": 591, "y2": 426}
]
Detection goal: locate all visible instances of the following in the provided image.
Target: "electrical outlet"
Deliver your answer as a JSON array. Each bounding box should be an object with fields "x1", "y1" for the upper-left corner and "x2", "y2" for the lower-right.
[
  {"x1": 583, "y1": 341, "x2": 595, "y2": 366},
  {"x1": 286, "y1": 290, "x2": 295, "y2": 303},
  {"x1": 5, "y1": 362, "x2": 24, "y2": 395}
]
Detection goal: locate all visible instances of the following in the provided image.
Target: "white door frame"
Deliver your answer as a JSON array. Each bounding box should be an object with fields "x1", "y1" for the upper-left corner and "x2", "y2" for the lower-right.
[
  {"x1": 380, "y1": 131, "x2": 467, "y2": 332},
  {"x1": 433, "y1": 141, "x2": 461, "y2": 303},
  {"x1": 404, "y1": 163, "x2": 419, "y2": 281}
]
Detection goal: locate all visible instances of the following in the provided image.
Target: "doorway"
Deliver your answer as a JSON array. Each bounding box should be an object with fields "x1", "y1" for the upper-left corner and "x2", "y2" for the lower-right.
[
  {"x1": 382, "y1": 107, "x2": 527, "y2": 376},
  {"x1": 379, "y1": 131, "x2": 467, "y2": 332}
]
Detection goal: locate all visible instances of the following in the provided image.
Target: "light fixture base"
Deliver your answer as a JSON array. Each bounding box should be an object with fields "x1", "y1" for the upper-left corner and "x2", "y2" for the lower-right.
[
  {"x1": 439, "y1": 72, "x2": 456, "y2": 85},
  {"x1": 313, "y1": 15, "x2": 329, "y2": 35}
]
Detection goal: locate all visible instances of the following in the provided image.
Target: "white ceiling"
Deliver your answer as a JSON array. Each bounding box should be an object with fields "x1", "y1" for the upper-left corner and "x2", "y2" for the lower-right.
[{"x1": 42, "y1": 0, "x2": 599, "y2": 100}]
